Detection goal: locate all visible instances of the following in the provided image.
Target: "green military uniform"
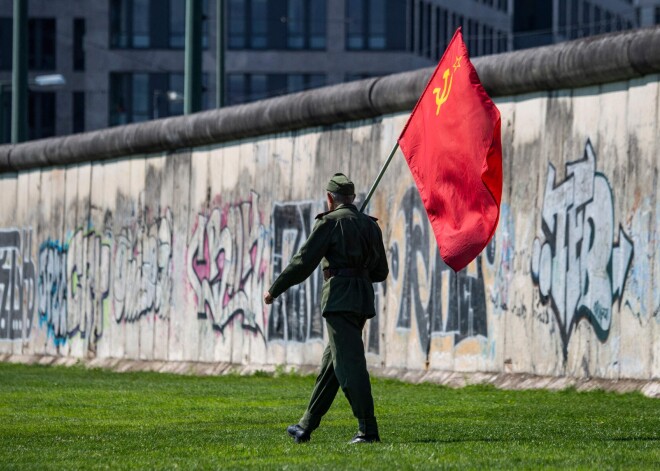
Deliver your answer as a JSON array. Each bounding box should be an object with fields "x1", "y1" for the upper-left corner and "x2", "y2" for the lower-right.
[{"x1": 268, "y1": 173, "x2": 389, "y2": 440}]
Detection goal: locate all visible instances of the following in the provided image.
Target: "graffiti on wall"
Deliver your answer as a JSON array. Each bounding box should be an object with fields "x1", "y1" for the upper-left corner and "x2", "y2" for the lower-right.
[
  {"x1": 37, "y1": 206, "x2": 172, "y2": 346},
  {"x1": 391, "y1": 187, "x2": 488, "y2": 354},
  {"x1": 38, "y1": 229, "x2": 111, "y2": 346},
  {"x1": 623, "y1": 198, "x2": 660, "y2": 321},
  {"x1": 0, "y1": 229, "x2": 36, "y2": 340},
  {"x1": 188, "y1": 191, "x2": 268, "y2": 337},
  {"x1": 113, "y1": 208, "x2": 173, "y2": 322},
  {"x1": 484, "y1": 203, "x2": 514, "y2": 313},
  {"x1": 531, "y1": 139, "x2": 633, "y2": 351},
  {"x1": 267, "y1": 200, "x2": 325, "y2": 343}
]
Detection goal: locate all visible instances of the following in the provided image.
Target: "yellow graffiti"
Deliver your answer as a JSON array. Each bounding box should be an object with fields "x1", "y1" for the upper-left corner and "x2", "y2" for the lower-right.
[{"x1": 432, "y1": 55, "x2": 462, "y2": 115}]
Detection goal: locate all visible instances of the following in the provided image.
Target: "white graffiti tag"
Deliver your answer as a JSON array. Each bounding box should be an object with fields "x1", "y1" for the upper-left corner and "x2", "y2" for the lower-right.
[
  {"x1": 531, "y1": 139, "x2": 633, "y2": 347},
  {"x1": 113, "y1": 209, "x2": 173, "y2": 322}
]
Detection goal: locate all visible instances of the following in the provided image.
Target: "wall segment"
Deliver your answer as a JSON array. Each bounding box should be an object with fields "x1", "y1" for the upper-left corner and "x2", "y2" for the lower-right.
[{"x1": 0, "y1": 28, "x2": 659, "y2": 383}]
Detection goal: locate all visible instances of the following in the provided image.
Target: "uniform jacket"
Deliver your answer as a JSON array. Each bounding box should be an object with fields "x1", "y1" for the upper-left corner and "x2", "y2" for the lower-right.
[{"x1": 268, "y1": 203, "x2": 389, "y2": 318}]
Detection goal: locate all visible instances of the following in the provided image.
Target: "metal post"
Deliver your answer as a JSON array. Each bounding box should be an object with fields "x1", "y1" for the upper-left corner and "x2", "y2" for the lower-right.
[
  {"x1": 12, "y1": 0, "x2": 28, "y2": 143},
  {"x1": 216, "y1": 0, "x2": 225, "y2": 108},
  {"x1": 359, "y1": 142, "x2": 399, "y2": 213},
  {"x1": 184, "y1": 0, "x2": 203, "y2": 114}
]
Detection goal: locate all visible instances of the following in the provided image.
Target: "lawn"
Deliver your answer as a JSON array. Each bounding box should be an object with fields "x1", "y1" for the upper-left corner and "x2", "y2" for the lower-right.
[{"x1": 1, "y1": 362, "x2": 659, "y2": 470}]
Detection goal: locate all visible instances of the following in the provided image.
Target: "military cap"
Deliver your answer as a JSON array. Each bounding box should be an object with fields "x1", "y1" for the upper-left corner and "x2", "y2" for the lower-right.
[{"x1": 326, "y1": 173, "x2": 355, "y2": 196}]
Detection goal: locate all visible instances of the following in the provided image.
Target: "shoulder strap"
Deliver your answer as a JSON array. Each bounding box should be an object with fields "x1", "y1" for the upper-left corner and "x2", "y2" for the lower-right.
[{"x1": 315, "y1": 210, "x2": 331, "y2": 220}]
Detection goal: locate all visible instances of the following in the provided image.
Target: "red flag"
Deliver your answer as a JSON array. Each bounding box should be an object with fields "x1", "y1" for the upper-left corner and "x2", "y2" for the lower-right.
[{"x1": 398, "y1": 27, "x2": 502, "y2": 272}]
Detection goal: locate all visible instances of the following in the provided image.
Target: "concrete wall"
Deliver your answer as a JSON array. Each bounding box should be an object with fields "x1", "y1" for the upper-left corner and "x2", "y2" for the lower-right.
[{"x1": 0, "y1": 28, "x2": 659, "y2": 382}]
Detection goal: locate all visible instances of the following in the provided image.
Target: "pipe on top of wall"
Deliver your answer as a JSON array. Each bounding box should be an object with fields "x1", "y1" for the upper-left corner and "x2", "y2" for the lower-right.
[{"x1": 0, "y1": 26, "x2": 659, "y2": 173}]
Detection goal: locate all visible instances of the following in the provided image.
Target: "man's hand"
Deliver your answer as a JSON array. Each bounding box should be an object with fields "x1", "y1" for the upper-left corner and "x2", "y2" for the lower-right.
[{"x1": 263, "y1": 291, "x2": 274, "y2": 305}]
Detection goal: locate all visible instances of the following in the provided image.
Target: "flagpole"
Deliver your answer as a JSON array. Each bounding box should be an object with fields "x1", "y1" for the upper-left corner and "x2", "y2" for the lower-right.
[{"x1": 360, "y1": 142, "x2": 399, "y2": 213}]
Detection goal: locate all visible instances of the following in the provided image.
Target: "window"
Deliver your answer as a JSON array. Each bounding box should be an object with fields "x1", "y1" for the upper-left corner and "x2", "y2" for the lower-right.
[
  {"x1": 605, "y1": 11, "x2": 612, "y2": 33},
  {"x1": 110, "y1": 0, "x2": 135, "y2": 48},
  {"x1": 227, "y1": 74, "x2": 272, "y2": 104},
  {"x1": 72, "y1": 92, "x2": 85, "y2": 133},
  {"x1": 570, "y1": 0, "x2": 579, "y2": 38},
  {"x1": 347, "y1": 0, "x2": 365, "y2": 49},
  {"x1": 251, "y1": 0, "x2": 268, "y2": 48},
  {"x1": 407, "y1": 0, "x2": 414, "y2": 52},
  {"x1": 110, "y1": 72, "x2": 204, "y2": 125},
  {"x1": 369, "y1": 0, "x2": 387, "y2": 49},
  {"x1": 424, "y1": 2, "x2": 432, "y2": 56},
  {"x1": 132, "y1": 0, "x2": 150, "y2": 47},
  {"x1": 484, "y1": 26, "x2": 493, "y2": 55},
  {"x1": 435, "y1": 7, "x2": 445, "y2": 57},
  {"x1": 287, "y1": 0, "x2": 304, "y2": 48},
  {"x1": 228, "y1": 0, "x2": 247, "y2": 48},
  {"x1": 497, "y1": 30, "x2": 507, "y2": 53},
  {"x1": 28, "y1": 18, "x2": 56, "y2": 70},
  {"x1": 414, "y1": 1, "x2": 421, "y2": 53},
  {"x1": 166, "y1": 74, "x2": 184, "y2": 116},
  {"x1": 287, "y1": 74, "x2": 324, "y2": 93},
  {"x1": 228, "y1": 0, "x2": 325, "y2": 51},
  {"x1": 169, "y1": 0, "x2": 186, "y2": 48},
  {"x1": 594, "y1": 6, "x2": 601, "y2": 34},
  {"x1": 2, "y1": 18, "x2": 58, "y2": 70},
  {"x1": 227, "y1": 73, "x2": 324, "y2": 105},
  {"x1": 28, "y1": 91, "x2": 56, "y2": 140},
  {"x1": 345, "y1": 72, "x2": 372, "y2": 81},
  {"x1": 466, "y1": 19, "x2": 473, "y2": 52},
  {"x1": 309, "y1": 0, "x2": 326, "y2": 49},
  {"x1": 582, "y1": 2, "x2": 591, "y2": 37},
  {"x1": 287, "y1": 0, "x2": 326, "y2": 49},
  {"x1": 228, "y1": 74, "x2": 245, "y2": 103},
  {"x1": 513, "y1": 0, "x2": 552, "y2": 49},
  {"x1": 346, "y1": 0, "x2": 406, "y2": 51},
  {"x1": 132, "y1": 73, "x2": 150, "y2": 122},
  {"x1": 110, "y1": 0, "x2": 208, "y2": 49},
  {"x1": 0, "y1": 18, "x2": 11, "y2": 71},
  {"x1": 73, "y1": 18, "x2": 85, "y2": 71}
]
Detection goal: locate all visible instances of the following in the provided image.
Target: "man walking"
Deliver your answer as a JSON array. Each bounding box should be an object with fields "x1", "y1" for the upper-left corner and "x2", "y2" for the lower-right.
[{"x1": 264, "y1": 173, "x2": 389, "y2": 444}]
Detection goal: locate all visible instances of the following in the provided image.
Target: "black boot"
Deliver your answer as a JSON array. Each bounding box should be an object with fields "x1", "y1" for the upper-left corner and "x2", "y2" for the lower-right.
[
  {"x1": 350, "y1": 433, "x2": 381, "y2": 444},
  {"x1": 287, "y1": 424, "x2": 311, "y2": 443}
]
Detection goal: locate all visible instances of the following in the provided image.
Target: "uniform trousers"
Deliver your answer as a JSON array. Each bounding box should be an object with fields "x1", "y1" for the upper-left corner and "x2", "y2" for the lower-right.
[{"x1": 299, "y1": 311, "x2": 378, "y2": 436}]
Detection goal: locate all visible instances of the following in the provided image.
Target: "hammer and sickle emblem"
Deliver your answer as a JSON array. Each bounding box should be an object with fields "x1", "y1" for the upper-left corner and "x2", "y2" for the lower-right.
[
  {"x1": 432, "y1": 55, "x2": 462, "y2": 115},
  {"x1": 432, "y1": 69, "x2": 453, "y2": 115}
]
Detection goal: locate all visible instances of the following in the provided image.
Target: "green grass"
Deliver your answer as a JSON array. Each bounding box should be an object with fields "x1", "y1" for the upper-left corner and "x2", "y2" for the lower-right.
[{"x1": 1, "y1": 363, "x2": 659, "y2": 470}]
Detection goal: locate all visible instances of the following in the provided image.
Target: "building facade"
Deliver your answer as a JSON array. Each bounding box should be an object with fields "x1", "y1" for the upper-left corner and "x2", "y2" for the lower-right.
[{"x1": 0, "y1": 0, "x2": 658, "y2": 143}]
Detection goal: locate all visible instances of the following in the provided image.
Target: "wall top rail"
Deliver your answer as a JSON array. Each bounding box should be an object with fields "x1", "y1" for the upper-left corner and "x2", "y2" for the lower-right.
[{"x1": 1, "y1": 26, "x2": 658, "y2": 173}]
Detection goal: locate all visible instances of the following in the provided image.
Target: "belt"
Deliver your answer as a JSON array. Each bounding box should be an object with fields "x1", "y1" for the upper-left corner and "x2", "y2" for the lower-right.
[{"x1": 323, "y1": 267, "x2": 369, "y2": 281}]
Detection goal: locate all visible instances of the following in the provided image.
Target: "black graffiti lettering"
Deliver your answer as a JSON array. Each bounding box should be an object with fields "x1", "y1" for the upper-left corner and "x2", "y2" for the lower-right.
[
  {"x1": 268, "y1": 201, "x2": 324, "y2": 342},
  {"x1": 0, "y1": 229, "x2": 35, "y2": 340},
  {"x1": 395, "y1": 187, "x2": 488, "y2": 354}
]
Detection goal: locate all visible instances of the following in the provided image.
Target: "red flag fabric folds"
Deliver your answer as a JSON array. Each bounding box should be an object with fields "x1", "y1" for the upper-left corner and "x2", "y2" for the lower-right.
[{"x1": 398, "y1": 27, "x2": 502, "y2": 272}]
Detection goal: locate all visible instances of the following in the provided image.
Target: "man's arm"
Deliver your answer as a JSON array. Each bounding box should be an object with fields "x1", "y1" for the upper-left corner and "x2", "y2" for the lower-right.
[
  {"x1": 265, "y1": 219, "x2": 333, "y2": 301},
  {"x1": 369, "y1": 223, "x2": 389, "y2": 283}
]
